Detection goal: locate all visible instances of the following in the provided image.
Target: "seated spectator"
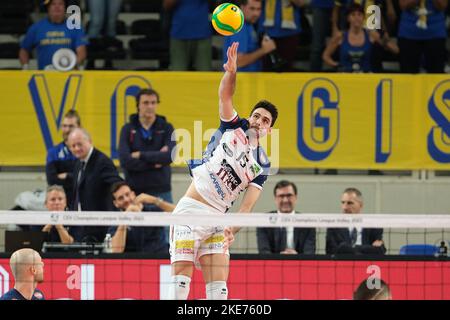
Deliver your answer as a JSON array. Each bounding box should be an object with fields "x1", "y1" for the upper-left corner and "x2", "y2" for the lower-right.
[
  {"x1": 40, "y1": 185, "x2": 74, "y2": 244},
  {"x1": 323, "y1": 4, "x2": 398, "y2": 72},
  {"x1": 326, "y1": 187, "x2": 386, "y2": 255},
  {"x1": 223, "y1": 0, "x2": 276, "y2": 72},
  {"x1": 24, "y1": 186, "x2": 74, "y2": 244},
  {"x1": 108, "y1": 181, "x2": 175, "y2": 253},
  {"x1": 353, "y1": 278, "x2": 392, "y2": 300},
  {"x1": 257, "y1": 180, "x2": 315, "y2": 254},
  {"x1": 19, "y1": 0, "x2": 88, "y2": 70},
  {"x1": 398, "y1": 0, "x2": 447, "y2": 73}
]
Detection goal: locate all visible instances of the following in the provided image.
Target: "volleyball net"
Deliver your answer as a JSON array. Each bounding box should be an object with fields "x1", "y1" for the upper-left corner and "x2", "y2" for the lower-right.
[{"x1": 0, "y1": 211, "x2": 449, "y2": 300}]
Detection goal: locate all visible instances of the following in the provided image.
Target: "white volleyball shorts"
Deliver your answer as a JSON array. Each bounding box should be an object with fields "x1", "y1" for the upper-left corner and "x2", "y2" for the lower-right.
[{"x1": 169, "y1": 196, "x2": 229, "y2": 269}]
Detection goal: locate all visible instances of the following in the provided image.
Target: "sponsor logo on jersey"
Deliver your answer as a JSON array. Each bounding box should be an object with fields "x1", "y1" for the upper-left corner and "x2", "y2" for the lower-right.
[
  {"x1": 222, "y1": 143, "x2": 233, "y2": 157},
  {"x1": 217, "y1": 160, "x2": 242, "y2": 191},
  {"x1": 250, "y1": 163, "x2": 262, "y2": 177},
  {"x1": 209, "y1": 173, "x2": 226, "y2": 200}
]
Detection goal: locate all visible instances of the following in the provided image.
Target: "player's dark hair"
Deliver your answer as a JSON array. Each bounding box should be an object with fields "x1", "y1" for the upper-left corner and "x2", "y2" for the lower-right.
[
  {"x1": 250, "y1": 100, "x2": 278, "y2": 127},
  {"x1": 273, "y1": 180, "x2": 297, "y2": 196},
  {"x1": 353, "y1": 278, "x2": 391, "y2": 300},
  {"x1": 136, "y1": 88, "x2": 160, "y2": 108},
  {"x1": 111, "y1": 181, "x2": 129, "y2": 199},
  {"x1": 64, "y1": 109, "x2": 81, "y2": 127}
]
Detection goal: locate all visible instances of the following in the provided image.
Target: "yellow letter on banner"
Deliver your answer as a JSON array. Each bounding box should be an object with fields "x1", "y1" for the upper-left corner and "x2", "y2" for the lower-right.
[
  {"x1": 28, "y1": 74, "x2": 82, "y2": 150},
  {"x1": 428, "y1": 80, "x2": 450, "y2": 162},
  {"x1": 375, "y1": 79, "x2": 392, "y2": 163},
  {"x1": 298, "y1": 78, "x2": 339, "y2": 161}
]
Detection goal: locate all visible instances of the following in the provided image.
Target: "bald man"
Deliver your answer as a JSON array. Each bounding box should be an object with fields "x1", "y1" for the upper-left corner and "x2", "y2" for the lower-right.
[
  {"x1": 67, "y1": 128, "x2": 122, "y2": 242},
  {"x1": 0, "y1": 249, "x2": 45, "y2": 300}
]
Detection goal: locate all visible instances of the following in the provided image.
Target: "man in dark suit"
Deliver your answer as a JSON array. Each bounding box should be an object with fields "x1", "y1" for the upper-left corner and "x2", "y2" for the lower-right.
[
  {"x1": 257, "y1": 180, "x2": 316, "y2": 254},
  {"x1": 67, "y1": 128, "x2": 122, "y2": 243},
  {"x1": 326, "y1": 187, "x2": 386, "y2": 255}
]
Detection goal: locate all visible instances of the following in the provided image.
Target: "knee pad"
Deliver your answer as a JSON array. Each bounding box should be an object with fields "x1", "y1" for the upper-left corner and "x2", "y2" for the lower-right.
[
  {"x1": 167, "y1": 275, "x2": 191, "y2": 300},
  {"x1": 206, "y1": 281, "x2": 228, "y2": 300}
]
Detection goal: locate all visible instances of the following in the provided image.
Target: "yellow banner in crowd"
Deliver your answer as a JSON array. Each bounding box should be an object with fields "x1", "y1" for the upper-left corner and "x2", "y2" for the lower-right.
[{"x1": 0, "y1": 71, "x2": 449, "y2": 169}]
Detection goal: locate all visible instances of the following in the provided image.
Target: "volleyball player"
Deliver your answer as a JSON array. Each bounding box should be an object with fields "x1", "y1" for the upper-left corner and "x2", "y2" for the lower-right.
[{"x1": 168, "y1": 42, "x2": 278, "y2": 300}]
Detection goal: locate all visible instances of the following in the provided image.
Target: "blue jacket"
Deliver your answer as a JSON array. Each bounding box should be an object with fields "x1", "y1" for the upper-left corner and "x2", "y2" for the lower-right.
[
  {"x1": 45, "y1": 142, "x2": 77, "y2": 206},
  {"x1": 119, "y1": 114, "x2": 175, "y2": 194}
]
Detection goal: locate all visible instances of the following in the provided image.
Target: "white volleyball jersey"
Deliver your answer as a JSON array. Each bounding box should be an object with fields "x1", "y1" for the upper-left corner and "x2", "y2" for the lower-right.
[{"x1": 187, "y1": 112, "x2": 270, "y2": 212}]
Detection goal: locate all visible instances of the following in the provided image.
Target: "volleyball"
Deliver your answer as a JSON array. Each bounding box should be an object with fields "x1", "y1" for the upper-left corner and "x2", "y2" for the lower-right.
[{"x1": 211, "y1": 3, "x2": 244, "y2": 36}]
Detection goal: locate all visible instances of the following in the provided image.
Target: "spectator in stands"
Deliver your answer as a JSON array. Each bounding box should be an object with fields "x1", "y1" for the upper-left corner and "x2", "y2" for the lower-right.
[
  {"x1": 19, "y1": 0, "x2": 87, "y2": 70},
  {"x1": 163, "y1": 0, "x2": 212, "y2": 71},
  {"x1": 331, "y1": 0, "x2": 385, "y2": 37},
  {"x1": 108, "y1": 181, "x2": 175, "y2": 253},
  {"x1": 322, "y1": 4, "x2": 398, "y2": 72},
  {"x1": 259, "y1": 0, "x2": 304, "y2": 71},
  {"x1": 45, "y1": 110, "x2": 80, "y2": 207},
  {"x1": 326, "y1": 187, "x2": 386, "y2": 255},
  {"x1": 385, "y1": 0, "x2": 400, "y2": 36},
  {"x1": 223, "y1": 0, "x2": 277, "y2": 72},
  {"x1": 38, "y1": 185, "x2": 74, "y2": 244},
  {"x1": 86, "y1": 0, "x2": 123, "y2": 69},
  {"x1": 309, "y1": 0, "x2": 334, "y2": 71},
  {"x1": 330, "y1": 0, "x2": 400, "y2": 72},
  {"x1": 257, "y1": 180, "x2": 315, "y2": 254},
  {"x1": 353, "y1": 278, "x2": 392, "y2": 300},
  {"x1": 87, "y1": 0, "x2": 122, "y2": 39},
  {"x1": 68, "y1": 128, "x2": 122, "y2": 243},
  {"x1": 0, "y1": 249, "x2": 45, "y2": 300},
  {"x1": 118, "y1": 88, "x2": 175, "y2": 244},
  {"x1": 118, "y1": 88, "x2": 175, "y2": 205},
  {"x1": 398, "y1": 0, "x2": 447, "y2": 73}
]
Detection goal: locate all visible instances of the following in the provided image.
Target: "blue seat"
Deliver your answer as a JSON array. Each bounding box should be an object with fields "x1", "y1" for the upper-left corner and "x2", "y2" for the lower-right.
[{"x1": 399, "y1": 244, "x2": 439, "y2": 255}]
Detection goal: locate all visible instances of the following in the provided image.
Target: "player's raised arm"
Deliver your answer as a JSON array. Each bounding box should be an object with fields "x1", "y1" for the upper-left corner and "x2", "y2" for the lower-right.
[{"x1": 219, "y1": 42, "x2": 239, "y2": 120}]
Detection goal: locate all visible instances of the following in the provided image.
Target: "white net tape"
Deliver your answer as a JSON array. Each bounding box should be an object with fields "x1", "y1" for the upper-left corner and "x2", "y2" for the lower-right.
[{"x1": 1, "y1": 211, "x2": 450, "y2": 228}]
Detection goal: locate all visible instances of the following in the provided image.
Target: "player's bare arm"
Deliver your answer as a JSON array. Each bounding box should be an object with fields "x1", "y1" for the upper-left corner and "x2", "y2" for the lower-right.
[
  {"x1": 219, "y1": 42, "x2": 239, "y2": 121},
  {"x1": 224, "y1": 185, "x2": 262, "y2": 250}
]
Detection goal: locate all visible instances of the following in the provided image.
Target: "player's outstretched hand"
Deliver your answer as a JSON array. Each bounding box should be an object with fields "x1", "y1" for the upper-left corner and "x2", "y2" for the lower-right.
[
  {"x1": 223, "y1": 42, "x2": 239, "y2": 74},
  {"x1": 223, "y1": 227, "x2": 235, "y2": 252}
]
